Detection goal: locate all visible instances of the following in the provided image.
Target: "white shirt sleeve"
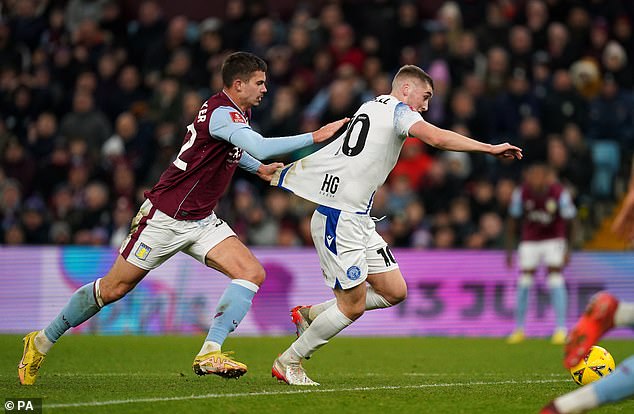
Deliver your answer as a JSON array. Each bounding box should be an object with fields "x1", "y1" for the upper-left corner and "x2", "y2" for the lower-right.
[
  {"x1": 559, "y1": 189, "x2": 577, "y2": 219},
  {"x1": 393, "y1": 102, "x2": 424, "y2": 137},
  {"x1": 508, "y1": 188, "x2": 523, "y2": 218}
]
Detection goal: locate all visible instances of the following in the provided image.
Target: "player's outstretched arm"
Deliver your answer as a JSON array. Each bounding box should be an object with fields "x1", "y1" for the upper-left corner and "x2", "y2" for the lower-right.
[
  {"x1": 257, "y1": 162, "x2": 285, "y2": 182},
  {"x1": 225, "y1": 117, "x2": 350, "y2": 159},
  {"x1": 238, "y1": 151, "x2": 284, "y2": 182},
  {"x1": 311, "y1": 117, "x2": 350, "y2": 143},
  {"x1": 408, "y1": 119, "x2": 522, "y2": 159}
]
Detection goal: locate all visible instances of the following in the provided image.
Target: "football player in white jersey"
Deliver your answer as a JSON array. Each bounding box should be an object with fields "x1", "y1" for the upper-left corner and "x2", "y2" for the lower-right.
[{"x1": 270, "y1": 65, "x2": 523, "y2": 385}]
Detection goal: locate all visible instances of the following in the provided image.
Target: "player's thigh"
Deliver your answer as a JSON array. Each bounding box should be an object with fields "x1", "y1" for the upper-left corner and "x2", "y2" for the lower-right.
[
  {"x1": 543, "y1": 238, "x2": 567, "y2": 268},
  {"x1": 518, "y1": 241, "x2": 542, "y2": 271},
  {"x1": 200, "y1": 235, "x2": 264, "y2": 285},
  {"x1": 120, "y1": 200, "x2": 186, "y2": 271},
  {"x1": 183, "y1": 213, "x2": 237, "y2": 265},
  {"x1": 366, "y1": 269, "x2": 407, "y2": 304},
  {"x1": 365, "y1": 231, "x2": 405, "y2": 302},
  {"x1": 310, "y1": 208, "x2": 369, "y2": 290}
]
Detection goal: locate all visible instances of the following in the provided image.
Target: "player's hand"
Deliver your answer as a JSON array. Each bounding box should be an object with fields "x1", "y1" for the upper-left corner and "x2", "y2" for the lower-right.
[
  {"x1": 490, "y1": 143, "x2": 523, "y2": 160},
  {"x1": 312, "y1": 117, "x2": 350, "y2": 143},
  {"x1": 256, "y1": 162, "x2": 284, "y2": 182}
]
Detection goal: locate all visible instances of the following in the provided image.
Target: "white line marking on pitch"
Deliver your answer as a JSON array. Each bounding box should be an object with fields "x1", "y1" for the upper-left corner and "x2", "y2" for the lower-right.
[{"x1": 47, "y1": 378, "x2": 569, "y2": 409}]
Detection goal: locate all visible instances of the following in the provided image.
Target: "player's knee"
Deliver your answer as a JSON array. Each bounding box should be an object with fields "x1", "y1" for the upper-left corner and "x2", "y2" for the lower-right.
[
  {"x1": 382, "y1": 286, "x2": 407, "y2": 305},
  {"x1": 100, "y1": 280, "x2": 135, "y2": 304},
  {"x1": 518, "y1": 273, "x2": 534, "y2": 288},
  {"x1": 391, "y1": 288, "x2": 407, "y2": 305},
  {"x1": 347, "y1": 306, "x2": 365, "y2": 321},
  {"x1": 547, "y1": 272, "x2": 565, "y2": 289},
  {"x1": 339, "y1": 301, "x2": 365, "y2": 321},
  {"x1": 242, "y1": 262, "x2": 266, "y2": 286}
]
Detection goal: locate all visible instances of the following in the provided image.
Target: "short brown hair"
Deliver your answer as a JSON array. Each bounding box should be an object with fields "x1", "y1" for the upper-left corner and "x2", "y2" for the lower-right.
[
  {"x1": 393, "y1": 65, "x2": 434, "y2": 90},
  {"x1": 221, "y1": 52, "x2": 268, "y2": 87}
]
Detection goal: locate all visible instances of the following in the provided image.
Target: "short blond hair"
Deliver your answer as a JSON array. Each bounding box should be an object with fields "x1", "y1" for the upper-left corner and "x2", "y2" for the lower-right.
[{"x1": 392, "y1": 65, "x2": 434, "y2": 91}]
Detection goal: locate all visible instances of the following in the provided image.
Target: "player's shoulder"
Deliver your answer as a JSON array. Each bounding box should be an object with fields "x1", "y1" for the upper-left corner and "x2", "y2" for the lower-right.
[{"x1": 209, "y1": 104, "x2": 248, "y2": 125}]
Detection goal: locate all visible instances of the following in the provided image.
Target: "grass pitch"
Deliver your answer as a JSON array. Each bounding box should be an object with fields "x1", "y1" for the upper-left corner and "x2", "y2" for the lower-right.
[{"x1": 1, "y1": 335, "x2": 633, "y2": 413}]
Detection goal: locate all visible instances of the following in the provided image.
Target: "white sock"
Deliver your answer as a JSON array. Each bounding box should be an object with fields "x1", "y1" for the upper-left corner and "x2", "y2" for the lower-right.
[
  {"x1": 291, "y1": 305, "x2": 353, "y2": 359},
  {"x1": 34, "y1": 330, "x2": 54, "y2": 354},
  {"x1": 554, "y1": 384, "x2": 600, "y2": 413},
  {"x1": 614, "y1": 302, "x2": 634, "y2": 327},
  {"x1": 308, "y1": 299, "x2": 337, "y2": 321},
  {"x1": 365, "y1": 286, "x2": 393, "y2": 310},
  {"x1": 198, "y1": 341, "x2": 221, "y2": 355},
  {"x1": 307, "y1": 286, "x2": 392, "y2": 321},
  {"x1": 280, "y1": 344, "x2": 302, "y2": 364}
]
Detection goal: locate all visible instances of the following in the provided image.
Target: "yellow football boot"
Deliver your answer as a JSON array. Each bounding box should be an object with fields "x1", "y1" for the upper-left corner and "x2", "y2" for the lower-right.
[
  {"x1": 192, "y1": 351, "x2": 247, "y2": 379},
  {"x1": 551, "y1": 328, "x2": 568, "y2": 345},
  {"x1": 18, "y1": 331, "x2": 46, "y2": 385},
  {"x1": 506, "y1": 329, "x2": 526, "y2": 344}
]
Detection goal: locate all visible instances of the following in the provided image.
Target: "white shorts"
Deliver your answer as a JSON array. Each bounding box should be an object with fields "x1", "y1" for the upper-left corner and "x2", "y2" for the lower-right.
[
  {"x1": 311, "y1": 206, "x2": 399, "y2": 290},
  {"x1": 120, "y1": 199, "x2": 236, "y2": 270},
  {"x1": 518, "y1": 238, "x2": 567, "y2": 271}
]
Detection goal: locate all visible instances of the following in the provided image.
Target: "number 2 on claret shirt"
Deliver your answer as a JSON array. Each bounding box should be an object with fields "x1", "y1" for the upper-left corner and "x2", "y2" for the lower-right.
[{"x1": 173, "y1": 124, "x2": 197, "y2": 171}]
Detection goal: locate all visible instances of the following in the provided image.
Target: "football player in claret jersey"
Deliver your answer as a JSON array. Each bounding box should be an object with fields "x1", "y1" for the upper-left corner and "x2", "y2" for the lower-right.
[
  {"x1": 541, "y1": 169, "x2": 634, "y2": 413},
  {"x1": 268, "y1": 65, "x2": 523, "y2": 385},
  {"x1": 17, "y1": 52, "x2": 348, "y2": 385},
  {"x1": 505, "y1": 163, "x2": 577, "y2": 345}
]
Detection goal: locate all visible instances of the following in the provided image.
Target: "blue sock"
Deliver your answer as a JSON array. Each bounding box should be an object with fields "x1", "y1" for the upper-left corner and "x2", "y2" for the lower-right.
[
  {"x1": 594, "y1": 355, "x2": 634, "y2": 404},
  {"x1": 515, "y1": 278, "x2": 531, "y2": 329},
  {"x1": 205, "y1": 280, "x2": 258, "y2": 345},
  {"x1": 44, "y1": 281, "x2": 102, "y2": 342},
  {"x1": 548, "y1": 273, "x2": 567, "y2": 329}
]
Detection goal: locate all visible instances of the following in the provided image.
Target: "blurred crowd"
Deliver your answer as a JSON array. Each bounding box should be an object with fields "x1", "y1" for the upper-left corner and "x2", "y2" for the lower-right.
[{"x1": 1, "y1": 0, "x2": 633, "y2": 248}]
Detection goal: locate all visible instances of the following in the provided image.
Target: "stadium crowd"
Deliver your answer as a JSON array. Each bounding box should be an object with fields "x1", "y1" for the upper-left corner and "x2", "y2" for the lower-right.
[{"x1": 0, "y1": 0, "x2": 633, "y2": 248}]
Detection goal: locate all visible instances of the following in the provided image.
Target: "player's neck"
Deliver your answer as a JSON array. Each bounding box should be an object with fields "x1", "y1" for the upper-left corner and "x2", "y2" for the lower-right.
[
  {"x1": 390, "y1": 90, "x2": 405, "y2": 102},
  {"x1": 222, "y1": 89, "x2": 248, "y2": 114}
]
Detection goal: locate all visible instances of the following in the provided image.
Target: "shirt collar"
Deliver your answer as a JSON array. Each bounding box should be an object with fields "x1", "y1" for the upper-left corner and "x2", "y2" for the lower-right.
[{"x1": 222, "y1": 90, "x2": 246, "y2": 116}]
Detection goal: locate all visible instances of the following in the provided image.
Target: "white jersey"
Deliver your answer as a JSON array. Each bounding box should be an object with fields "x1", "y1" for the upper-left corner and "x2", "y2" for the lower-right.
[{"x1": 271, "y1": 95, "x2": 423, "y2": 213}]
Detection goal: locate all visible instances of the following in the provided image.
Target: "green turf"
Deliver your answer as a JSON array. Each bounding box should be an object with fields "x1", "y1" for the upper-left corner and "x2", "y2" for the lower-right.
[{"x1": 1, "y1": 335, "x2": 633, "y2": 413}]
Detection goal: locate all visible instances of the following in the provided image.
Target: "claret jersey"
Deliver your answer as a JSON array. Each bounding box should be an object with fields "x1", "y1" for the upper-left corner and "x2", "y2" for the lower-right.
[
  {"x1": 509, "y1": 182, "x2": 577, "y2": 241},
  {"x1": 271, "y1": 95, "x2": 423, "y2": 213},
  {"x1": 145, "y1": 91, "x2": 251, "y2": 220}
]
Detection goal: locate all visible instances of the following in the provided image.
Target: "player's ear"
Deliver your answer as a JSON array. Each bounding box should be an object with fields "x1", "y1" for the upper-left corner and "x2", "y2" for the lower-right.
[
  {"x1": 402, "y1": 82, "x2": 409, "y2": 97},
  {"x1": 233, "y1": 78, "x2": 243, "y2": 92}
]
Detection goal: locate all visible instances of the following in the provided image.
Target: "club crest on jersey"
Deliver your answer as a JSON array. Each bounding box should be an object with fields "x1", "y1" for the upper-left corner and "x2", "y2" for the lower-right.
[
  {"x1": 230, "y1": 111, "x2": 247, "y2": 124},
  {"x1": 227, "y1": 146, "x2": 243, "y2": 165},
  {"x1": 346, "y1": 265, "x2": 361, "y2": 281},
  {"x1": 135, "y1": 242, "x2": 152, "y2": 260}
]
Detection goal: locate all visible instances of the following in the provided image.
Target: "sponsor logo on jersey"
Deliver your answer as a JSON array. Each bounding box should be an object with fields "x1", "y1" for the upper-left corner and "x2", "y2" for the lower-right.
[
  {"x1": 546, "y1": 198, "x2": 557, "y2": 213},
  {"x1": 326, "y1": 234, "x2": 334, "y2": 246},
  {"x1": 230, "y1": 111, "x2": 247, "y2": 124},
  {"x1": 135, "y1": 242, "x2": 152, "y2": 260},
  {"x1": 346, "y1": 265, "x2": 361, "y2": 281},
  {"x1": 319, "y1": 173, "x2": 339, "y2": 196}
]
